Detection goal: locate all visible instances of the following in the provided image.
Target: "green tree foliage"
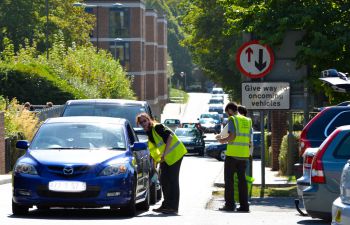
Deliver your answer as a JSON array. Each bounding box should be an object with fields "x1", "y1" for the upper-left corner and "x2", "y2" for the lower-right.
[
  {"x1": 181, "y1": 0, "x2": 350, "y2": 103},
  {"x1": 146, "y1": 0, "x2": 193, "y2": 81},
  {"x1": 0, "y1": 0, "x2": 94, "y2": 53},
  {"x1": 180, "y1": 0, "x2": 242, "y2": 100}
]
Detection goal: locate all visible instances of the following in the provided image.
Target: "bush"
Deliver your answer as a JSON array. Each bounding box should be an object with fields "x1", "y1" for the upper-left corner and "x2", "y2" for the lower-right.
[
  {"x1": 279, "y1": 133, "x2": 300, "y2": 176},
  {"x1": 0, "y1": 63, "x2": 88, "y2": 104}
]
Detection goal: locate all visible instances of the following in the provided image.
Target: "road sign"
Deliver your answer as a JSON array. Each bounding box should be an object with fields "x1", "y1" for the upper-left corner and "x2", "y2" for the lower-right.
[
  {"x1": 242, "y1": 82, "x2": 290, "y2": 110},
  {"x1": 236, "y1": 40, "x2": 274, "y2": 79}
]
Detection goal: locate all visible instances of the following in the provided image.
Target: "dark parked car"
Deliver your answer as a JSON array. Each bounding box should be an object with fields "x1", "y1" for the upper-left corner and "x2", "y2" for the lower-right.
[
  {"x1": 12, "y1": 116, "x2": 151, "y2": 217},
  {"x1": 61, "y1": 99, "x2": 154, "y2": 142},
  {"x1": 175, "y1": 128, "x2": 206, "y2": 156},
  {"x1": 299, "y1": 106, "x2": 350, "y2": 156},
  {"x1": 163, "y1": 118, "x2": 181, "y2": 131},
  {"x1": 302, "y1": 125, "x2": 350, "y2": 221},
  {"x1": 206, "y1": 143, "x2": 227, "y2": 161}
]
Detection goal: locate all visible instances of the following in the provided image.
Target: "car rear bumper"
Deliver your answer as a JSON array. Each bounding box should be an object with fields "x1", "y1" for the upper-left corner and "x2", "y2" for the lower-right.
[
  {"x1": 332, "y1": 197, "x2": 350, "y2": 225},
  {"x1": 303, "y1": 184, "x2": 337, "y2": 221}
]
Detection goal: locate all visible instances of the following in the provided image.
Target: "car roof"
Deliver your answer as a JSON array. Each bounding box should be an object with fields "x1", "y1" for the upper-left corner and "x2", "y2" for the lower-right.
[
  {"x1": 44, "y1": 116, "x2": 127, "y2": 125},
  {"x1": 65, "y1": 99, "x2": 148, "y2": 106}
]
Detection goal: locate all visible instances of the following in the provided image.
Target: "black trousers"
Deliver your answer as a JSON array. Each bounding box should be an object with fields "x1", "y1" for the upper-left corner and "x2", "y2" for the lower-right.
[
  {"x1": 160, "y1": 157, "x2": 183, "y2": 210},
  {"x1": 224, "y1": 156, "x2": 249, "y2": 209}
]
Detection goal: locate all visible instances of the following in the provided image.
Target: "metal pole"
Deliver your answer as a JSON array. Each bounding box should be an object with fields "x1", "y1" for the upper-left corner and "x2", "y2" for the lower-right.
[
  {"x1": 96, "y1": 6, "x2": 99, "y2": 52},
  {"x1": 45, "y1": 0, "x2": 49, "y2": 59},
  {"x1": 260, "y1": 110, "x2": 265, "y2": 197}
]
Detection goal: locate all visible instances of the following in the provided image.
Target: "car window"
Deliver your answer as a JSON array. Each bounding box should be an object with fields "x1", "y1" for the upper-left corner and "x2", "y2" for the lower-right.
[
  {"x1": 325, "y1": 111, "x2": 350, "y2": 136},
  {"x1": 62, "y1": 104, "x2": 147, "y2": 127},
  {"x1": 31, "y1": 123, "x2": 126, "y2": 150},
  {"x1": 334, "y1": 133, "x2": 350, "y2": 158},
  {"x1": 126, "y1": 123, "x2": 137, "y2": 144}
]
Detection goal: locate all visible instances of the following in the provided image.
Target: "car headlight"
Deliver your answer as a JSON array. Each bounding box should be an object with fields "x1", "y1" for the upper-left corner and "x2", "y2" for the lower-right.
[
  {"x1": 14, "y1": 163, "x2": 38, "y2": 175},
  {"x1": 99, "y1": 164, "x2": 128, "y2": 176},
  {"x1": 340, "y1": 163, "x2": 350, "y2": 204}
]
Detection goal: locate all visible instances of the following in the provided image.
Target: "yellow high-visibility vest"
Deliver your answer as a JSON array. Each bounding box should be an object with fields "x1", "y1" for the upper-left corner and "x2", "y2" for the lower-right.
[
  {"x1": 226, "y1": 115, "x2": 252, "y2": 158},
  {"x1": 148, "y1": 125, "x2": 187, "y2": 165}
]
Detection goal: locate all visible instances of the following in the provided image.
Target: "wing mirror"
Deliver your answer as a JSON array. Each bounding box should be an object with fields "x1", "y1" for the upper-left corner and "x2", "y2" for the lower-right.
[{"x1": 132, "y1": 142, "x2": 148, "y2": 151}]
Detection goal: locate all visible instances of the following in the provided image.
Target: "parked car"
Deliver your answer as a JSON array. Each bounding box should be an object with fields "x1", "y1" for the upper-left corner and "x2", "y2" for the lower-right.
[
  {"x1": 199, "y1": 112, "x2": 222, "y2": 133},
  {"x1": 163, "y1": 118, "x2": 181, "y2": 131},
  {"x1": 211, "y1": 87, "x2": 224, "y2": 95},
  {"x1": 296, "y1": 147, "x2": 319, "y2": 202},
  {"x1": 299, "y1": 106, "x2": 350, "y2": 157},
  {"x1": 332, "y1": 160, "x2": 350, "y2": 225},
  {"x1": 206, "y1": 143, "x2": 226, "y2": 161},
  {"x1": 174, "y1": 128, "x2": 206, "y2": 156},
  {"x1": 12, "y1": 116, "x2": 151, "y2": 217},
  {"x1": 208, "y1": 97, "x2": 224, "y2": 105},
  {"x1": 198, "y1": 117, "x2": 217, "y2": 133},
  {"x1": 208, "y1": 104, "x2": 224, "y2": 115},
  {"x1": 302, "y1": 125, "x2": 350, "y2": 221},
  {"x1": 60, "y1": 99, "x2": 160, "y2": 202},
  {"x1": 61, "y1": 99, "x2": 154, "y2": 142}
]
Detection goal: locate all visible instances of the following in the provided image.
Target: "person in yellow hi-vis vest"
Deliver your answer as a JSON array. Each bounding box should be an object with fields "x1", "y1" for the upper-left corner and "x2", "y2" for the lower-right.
[
  {"x1": 136, "y1": 113, "x2": 187, "y2": 214},
  {"x1": 216, "y1": 102, "x2": 252, "y2": 212}
]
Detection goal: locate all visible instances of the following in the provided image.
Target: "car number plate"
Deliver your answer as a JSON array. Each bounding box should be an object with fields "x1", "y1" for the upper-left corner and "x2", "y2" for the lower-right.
[{"x1": 48, "y1": 181, "x2": 86, "y2": 192}]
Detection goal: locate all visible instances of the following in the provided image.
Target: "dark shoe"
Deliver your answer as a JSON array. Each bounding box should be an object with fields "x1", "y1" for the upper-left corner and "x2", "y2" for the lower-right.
[
  {"x1": 152, "y1": 206, "x2": 165, "y2": 213},
  {"x1": 159, "y1": 208, "x2": 178, "y2": 214},
  {"x1": 237, "y1": 207, "x2": 250, "y2": 213},
  {"x1": 219, "y1": 205, "x2": 235, "y2": 211}
]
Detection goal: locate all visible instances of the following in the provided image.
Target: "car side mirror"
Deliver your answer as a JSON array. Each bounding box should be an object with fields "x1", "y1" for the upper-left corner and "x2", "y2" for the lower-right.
[
  {"x1": 132, "y1": 142, "x2": 148, "y2": 151},
  {"x1": 16, "y1": 140, "x2": 30, "y2": 150}
]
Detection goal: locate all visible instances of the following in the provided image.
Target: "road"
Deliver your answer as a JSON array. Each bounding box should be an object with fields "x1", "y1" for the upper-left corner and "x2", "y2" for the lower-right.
[
  {"x1": 0, "y1": 156, "x2": 329, "y2": 225},
  {"x1": 0, "y1": 93, "x2": 330, "y2": 225}
]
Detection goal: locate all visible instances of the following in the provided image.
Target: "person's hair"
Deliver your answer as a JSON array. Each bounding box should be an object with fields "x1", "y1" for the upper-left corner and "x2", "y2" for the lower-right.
[
  {"x1": 136, "y1": 112, "x2": 155, "y2": 126},
  {"x1": 46, "y1": 101, "x2": 53, "y2": 107},
  {"x1": 24, "y1": 102, "x2": 31, "y2": 107},
  {"x1": 225, "y1": 102, "x2": 238, "y2": 113},
  {"x1": 238, "y1": 105, "x2": 248, "y2": 116}
]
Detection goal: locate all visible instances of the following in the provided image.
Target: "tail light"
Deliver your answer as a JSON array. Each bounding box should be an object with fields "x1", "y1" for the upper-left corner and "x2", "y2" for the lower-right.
[
  {"x1": 311, "y1": 129, "x2": 341, "y2": 183},
  {"x1": 303, "y1": 154, "x2": 314, "y2": 173},
  {"x1": 299, "y1": 108, "x2": 330, "y2": 156}
]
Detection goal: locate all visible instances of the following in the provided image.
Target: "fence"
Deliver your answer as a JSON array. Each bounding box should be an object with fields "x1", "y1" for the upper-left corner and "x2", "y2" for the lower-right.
[{"x1": 34, "y1": 105, "x2": 64, "y2": 122}]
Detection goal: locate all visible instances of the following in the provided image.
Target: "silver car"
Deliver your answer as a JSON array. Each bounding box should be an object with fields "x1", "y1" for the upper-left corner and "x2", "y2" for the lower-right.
[
  {"x1": 302, "y1": 125, "x2": 350, "y2": 222},
  {"x1": 332, "y1": 160, "x2": 350, "y2": 225}
]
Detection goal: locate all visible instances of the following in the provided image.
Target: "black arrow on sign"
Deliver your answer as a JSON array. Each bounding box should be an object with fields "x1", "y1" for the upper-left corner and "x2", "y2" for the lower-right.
[{"x1": 255, "y1": 49, "x2": 267, "y2": 71}]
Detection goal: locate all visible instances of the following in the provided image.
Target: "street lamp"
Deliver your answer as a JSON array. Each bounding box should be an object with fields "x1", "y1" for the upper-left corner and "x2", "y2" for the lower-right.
[
  {"x1": 73, "y1": 2, "x2": 124, "y2": 53},
  {"x1": 180, "y1": 71, "x2": 186, "y2": 91},
  {"x1": 114, "y1": 38, "x2": 123, "y2": 59},
  {"x1": 45, "y1": 0, "x2": 49, "y2": 59}
]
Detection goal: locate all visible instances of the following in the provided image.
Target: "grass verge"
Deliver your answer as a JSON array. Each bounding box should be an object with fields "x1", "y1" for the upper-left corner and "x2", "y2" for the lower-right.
[
  {"x1": 169, "y1": 88, "x2": 189, "y2": 103},
  {"x1": 213, "y1": 186, "x2": 297, "y2": 198}
]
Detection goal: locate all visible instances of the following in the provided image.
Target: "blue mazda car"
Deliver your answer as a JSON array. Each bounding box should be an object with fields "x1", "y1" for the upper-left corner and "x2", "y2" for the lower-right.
[{"x1": 12, "y1": 116, "x2": 151, "y2": 216}]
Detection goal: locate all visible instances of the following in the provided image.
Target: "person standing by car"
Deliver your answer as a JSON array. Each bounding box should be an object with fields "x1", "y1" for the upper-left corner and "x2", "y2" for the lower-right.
[
  {"x1": 216, "y1": 102, "x2": 252, "y2": 212},
  {"x1": 136, "y1": 113, "x2": 187, "y2": 214}
]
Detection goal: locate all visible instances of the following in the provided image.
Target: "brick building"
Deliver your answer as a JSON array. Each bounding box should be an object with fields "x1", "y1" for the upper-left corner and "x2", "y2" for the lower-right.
[{"x1": 83, "y1": 0, "x2": 168, "y2": 118}]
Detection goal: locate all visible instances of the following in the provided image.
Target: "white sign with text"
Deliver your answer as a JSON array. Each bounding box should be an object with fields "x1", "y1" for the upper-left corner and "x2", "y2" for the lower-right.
[{"x1": 242, "y1": 82, "x2": 290, "y2": 110}]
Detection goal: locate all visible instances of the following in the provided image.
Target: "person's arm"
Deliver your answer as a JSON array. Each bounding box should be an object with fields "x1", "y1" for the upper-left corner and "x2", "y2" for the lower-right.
[
  {"x1": 161, "y1": 134, "x2": 174, "y2": 162},
  {"x1": 217, "y1": 118, "x2": 236, "y2": 144}
]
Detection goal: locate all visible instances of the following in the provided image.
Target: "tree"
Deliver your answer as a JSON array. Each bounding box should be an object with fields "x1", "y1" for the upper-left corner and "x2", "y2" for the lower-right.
[
  {"x1": 0, "y1": 0, "x2": 94, "y2": 53},
  {"x1": 181, "y1": 0, "x2": 350, "y2": 103}
]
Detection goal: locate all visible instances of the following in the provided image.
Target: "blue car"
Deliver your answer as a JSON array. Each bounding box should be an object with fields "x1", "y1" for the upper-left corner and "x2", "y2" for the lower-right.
[{"x1": 12, "y1": 116, "x2": 151, "y2": 217}]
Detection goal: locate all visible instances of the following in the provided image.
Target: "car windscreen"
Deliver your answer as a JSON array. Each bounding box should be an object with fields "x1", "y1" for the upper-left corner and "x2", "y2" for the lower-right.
[
  {"x1": 62, "y1": 104, "x2": 146, "y2": 127},
  {"x1": 30, "y1": 123, "x2": 126, "y2": 150},
  {"x1": 175, "y1": 129, "x2": 196, "y2": 137}
]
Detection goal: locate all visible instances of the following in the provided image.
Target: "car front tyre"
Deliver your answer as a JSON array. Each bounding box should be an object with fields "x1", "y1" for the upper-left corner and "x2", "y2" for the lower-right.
[
  {"x1": 120, "y1": 179, "x2": 136, "y2": 217},
  {"x1": 12, "y1": 200, "x2": 29, "y2": 216},
  {"x1": 218, "y1": 150, "x2": 226, "y2": 161}
]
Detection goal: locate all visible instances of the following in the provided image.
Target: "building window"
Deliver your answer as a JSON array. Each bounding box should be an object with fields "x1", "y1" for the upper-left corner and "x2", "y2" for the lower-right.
[
  {"x1": 109, "y1": 42, "x2": 130, "y2": 71},
  {"x1": 109, "y1": 9, "x2": 130, "y2": 37}
]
